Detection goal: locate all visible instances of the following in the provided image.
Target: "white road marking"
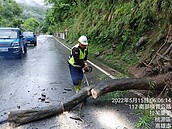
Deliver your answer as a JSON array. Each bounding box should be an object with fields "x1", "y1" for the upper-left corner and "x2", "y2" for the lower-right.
[{"x1": 53, "y1": 37, "x2": 116, "y2": 79}]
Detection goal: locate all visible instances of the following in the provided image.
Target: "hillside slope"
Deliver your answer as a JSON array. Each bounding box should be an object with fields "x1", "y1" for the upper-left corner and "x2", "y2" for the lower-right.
[
  {"x1": 63, "y1": 0, "x2": 172, "y2": 77},
  {"x1": 18, "y1": 3, "x2": 47, "y2": 21}
]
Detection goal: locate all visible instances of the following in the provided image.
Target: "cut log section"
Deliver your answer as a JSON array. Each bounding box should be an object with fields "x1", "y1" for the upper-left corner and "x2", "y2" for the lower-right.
[
  {"x1": 8, "y1": 104, "x2": 64, "y2": 126},
  {"x1": 8, "y1": 86, "x2": 93, "y2": 126},
  {"x1": 8, "y1": 72, "x2": 172, "y2": 126}
]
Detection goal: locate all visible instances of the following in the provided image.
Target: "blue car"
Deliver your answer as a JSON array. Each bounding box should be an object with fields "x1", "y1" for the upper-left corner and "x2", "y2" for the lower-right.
[
  {"x1": 0, "y1": 28, "x2": 27, "y2": 58},
  {"x1": 23, "y1": 32, "x2": 37, "y2": 46}
]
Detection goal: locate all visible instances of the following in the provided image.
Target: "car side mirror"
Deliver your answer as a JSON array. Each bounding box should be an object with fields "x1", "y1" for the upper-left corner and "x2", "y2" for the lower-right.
[{"x1": 20, "y1": 35, "x2": 24, "y2": 38}]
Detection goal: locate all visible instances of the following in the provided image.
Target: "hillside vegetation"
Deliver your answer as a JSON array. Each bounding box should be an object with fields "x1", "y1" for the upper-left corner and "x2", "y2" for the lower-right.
[
  {"x1": 45, "y1": 0, "x2": 172, "y2": 76},
  {"x1": 0, "y1": 0, "x2": 23, "y2": 27},
  {"x1": 0, "y1": 0, "x2": 46, "y2": 33},
  {"x1": 19, "y1": 3, "x2": 47, "y2": 21},
  {"x1": 18, "y1": 4, "x2": 47, "y2": 32}
]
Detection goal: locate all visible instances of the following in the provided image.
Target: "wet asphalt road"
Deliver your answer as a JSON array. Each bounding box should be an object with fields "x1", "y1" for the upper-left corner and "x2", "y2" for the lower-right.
[
  {"x1": 0, "y1": 35, "x2": 74, "y2": 124},
  {"x1": 0, "y1": 35, "x2": 136, "y2": 129}
]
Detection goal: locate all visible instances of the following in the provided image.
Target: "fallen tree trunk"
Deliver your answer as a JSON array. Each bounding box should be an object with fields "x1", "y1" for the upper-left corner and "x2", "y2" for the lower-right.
[
  {"x1": 8, "y1": 72, "x2": 172, "y2": 126},
  {"x1": 8, "y1": 86, "x2": 93, "y2": 126},
  {"x1": 91, "y1": 72, "x2": 172, "y2": 99},
  {"x1": 63, "y1": 86, "x2": 92, "y2": 111},
  {"x1": 8, "y1": 104, "x2": 63, "y2": 126}
]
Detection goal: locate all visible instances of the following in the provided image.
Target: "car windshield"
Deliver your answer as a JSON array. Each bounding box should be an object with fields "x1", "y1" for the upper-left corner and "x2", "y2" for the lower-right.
[
  {"x1": 23, "y1": 32, "x2": 34, "y2": 37},
  {"x1": 0, "y1": 29, "x2": 18, "y2": 39}
]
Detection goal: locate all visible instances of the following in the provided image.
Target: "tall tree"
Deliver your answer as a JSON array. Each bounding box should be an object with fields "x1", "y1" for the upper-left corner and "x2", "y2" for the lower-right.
[
  {"x1": 21, "y1": 18, "x2": 39, "y2": 33},
  {"x1": 43, "y1": 0, "x2": 75, "y2": 33},
  {"x1": 0, "y1": 0, "x2": 23, "y2": 27}
]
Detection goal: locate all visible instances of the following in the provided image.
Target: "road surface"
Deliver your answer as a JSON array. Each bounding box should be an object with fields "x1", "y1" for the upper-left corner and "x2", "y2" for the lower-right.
[{"x1": 0, "y1": 35, "x2": 135, "y2": 129}]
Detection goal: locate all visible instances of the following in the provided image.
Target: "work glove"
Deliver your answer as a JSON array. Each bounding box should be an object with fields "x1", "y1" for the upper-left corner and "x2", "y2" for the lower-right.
[{"x1": 84, "y1": 63, "x2": 89, "y2": 72}]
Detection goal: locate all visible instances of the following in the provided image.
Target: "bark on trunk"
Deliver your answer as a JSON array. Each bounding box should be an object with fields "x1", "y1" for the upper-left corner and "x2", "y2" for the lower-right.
[
  {"x1": 8, "y1": 104, "x2": 63, "y2": 126},
  {"x1": 63, "y1": 86, "x2": 93, "y2": 111},
  {"x1": 91, "y1": 72, "x2": 172, "y2": 99},
  {"x1": 8, "y1": 86, "x2": 93, "y2": 126},
  {"x1": 8, "y1": 73, "x2": 172, "y2": 126}
]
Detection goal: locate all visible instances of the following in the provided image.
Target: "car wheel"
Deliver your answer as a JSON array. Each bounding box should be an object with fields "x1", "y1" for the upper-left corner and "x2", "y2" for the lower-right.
[
  {"x1": 16, "y1": 48, "x2": 23, "y2": 59},
  {"x1": 34, "y1": 42, "x2": 37, "y2": 46},
  {"x1": 16, "y1": 52, "x2": 23, "y2": 59},
  {"x1": 24, "y1": 45, "x2": 27, "y2": 54}
]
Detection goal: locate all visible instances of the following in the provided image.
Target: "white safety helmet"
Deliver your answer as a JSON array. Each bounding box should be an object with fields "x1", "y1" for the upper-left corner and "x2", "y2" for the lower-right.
[{"x1": 78, "y1": 35, "x2": 88, "y2": 45}]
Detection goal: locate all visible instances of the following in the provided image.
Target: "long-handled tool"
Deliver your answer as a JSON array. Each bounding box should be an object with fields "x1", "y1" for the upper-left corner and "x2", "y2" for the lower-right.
[{"x1": 83, "y1": 66, "x2": 92, "y2": 87}]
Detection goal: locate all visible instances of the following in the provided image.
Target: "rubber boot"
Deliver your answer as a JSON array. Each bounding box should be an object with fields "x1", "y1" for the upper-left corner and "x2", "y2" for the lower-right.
[
  {"x1": 74, "y1": 85, "x2": 81, "y2": 93},
  {"x1": 74, "y1": 81, "x2": 82, "y2": 93}
]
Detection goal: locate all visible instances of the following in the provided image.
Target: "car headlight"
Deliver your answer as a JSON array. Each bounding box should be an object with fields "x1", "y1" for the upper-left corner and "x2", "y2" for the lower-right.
[{"x1": 12, "y1": 42, "x2": 20, "y2": 46}]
